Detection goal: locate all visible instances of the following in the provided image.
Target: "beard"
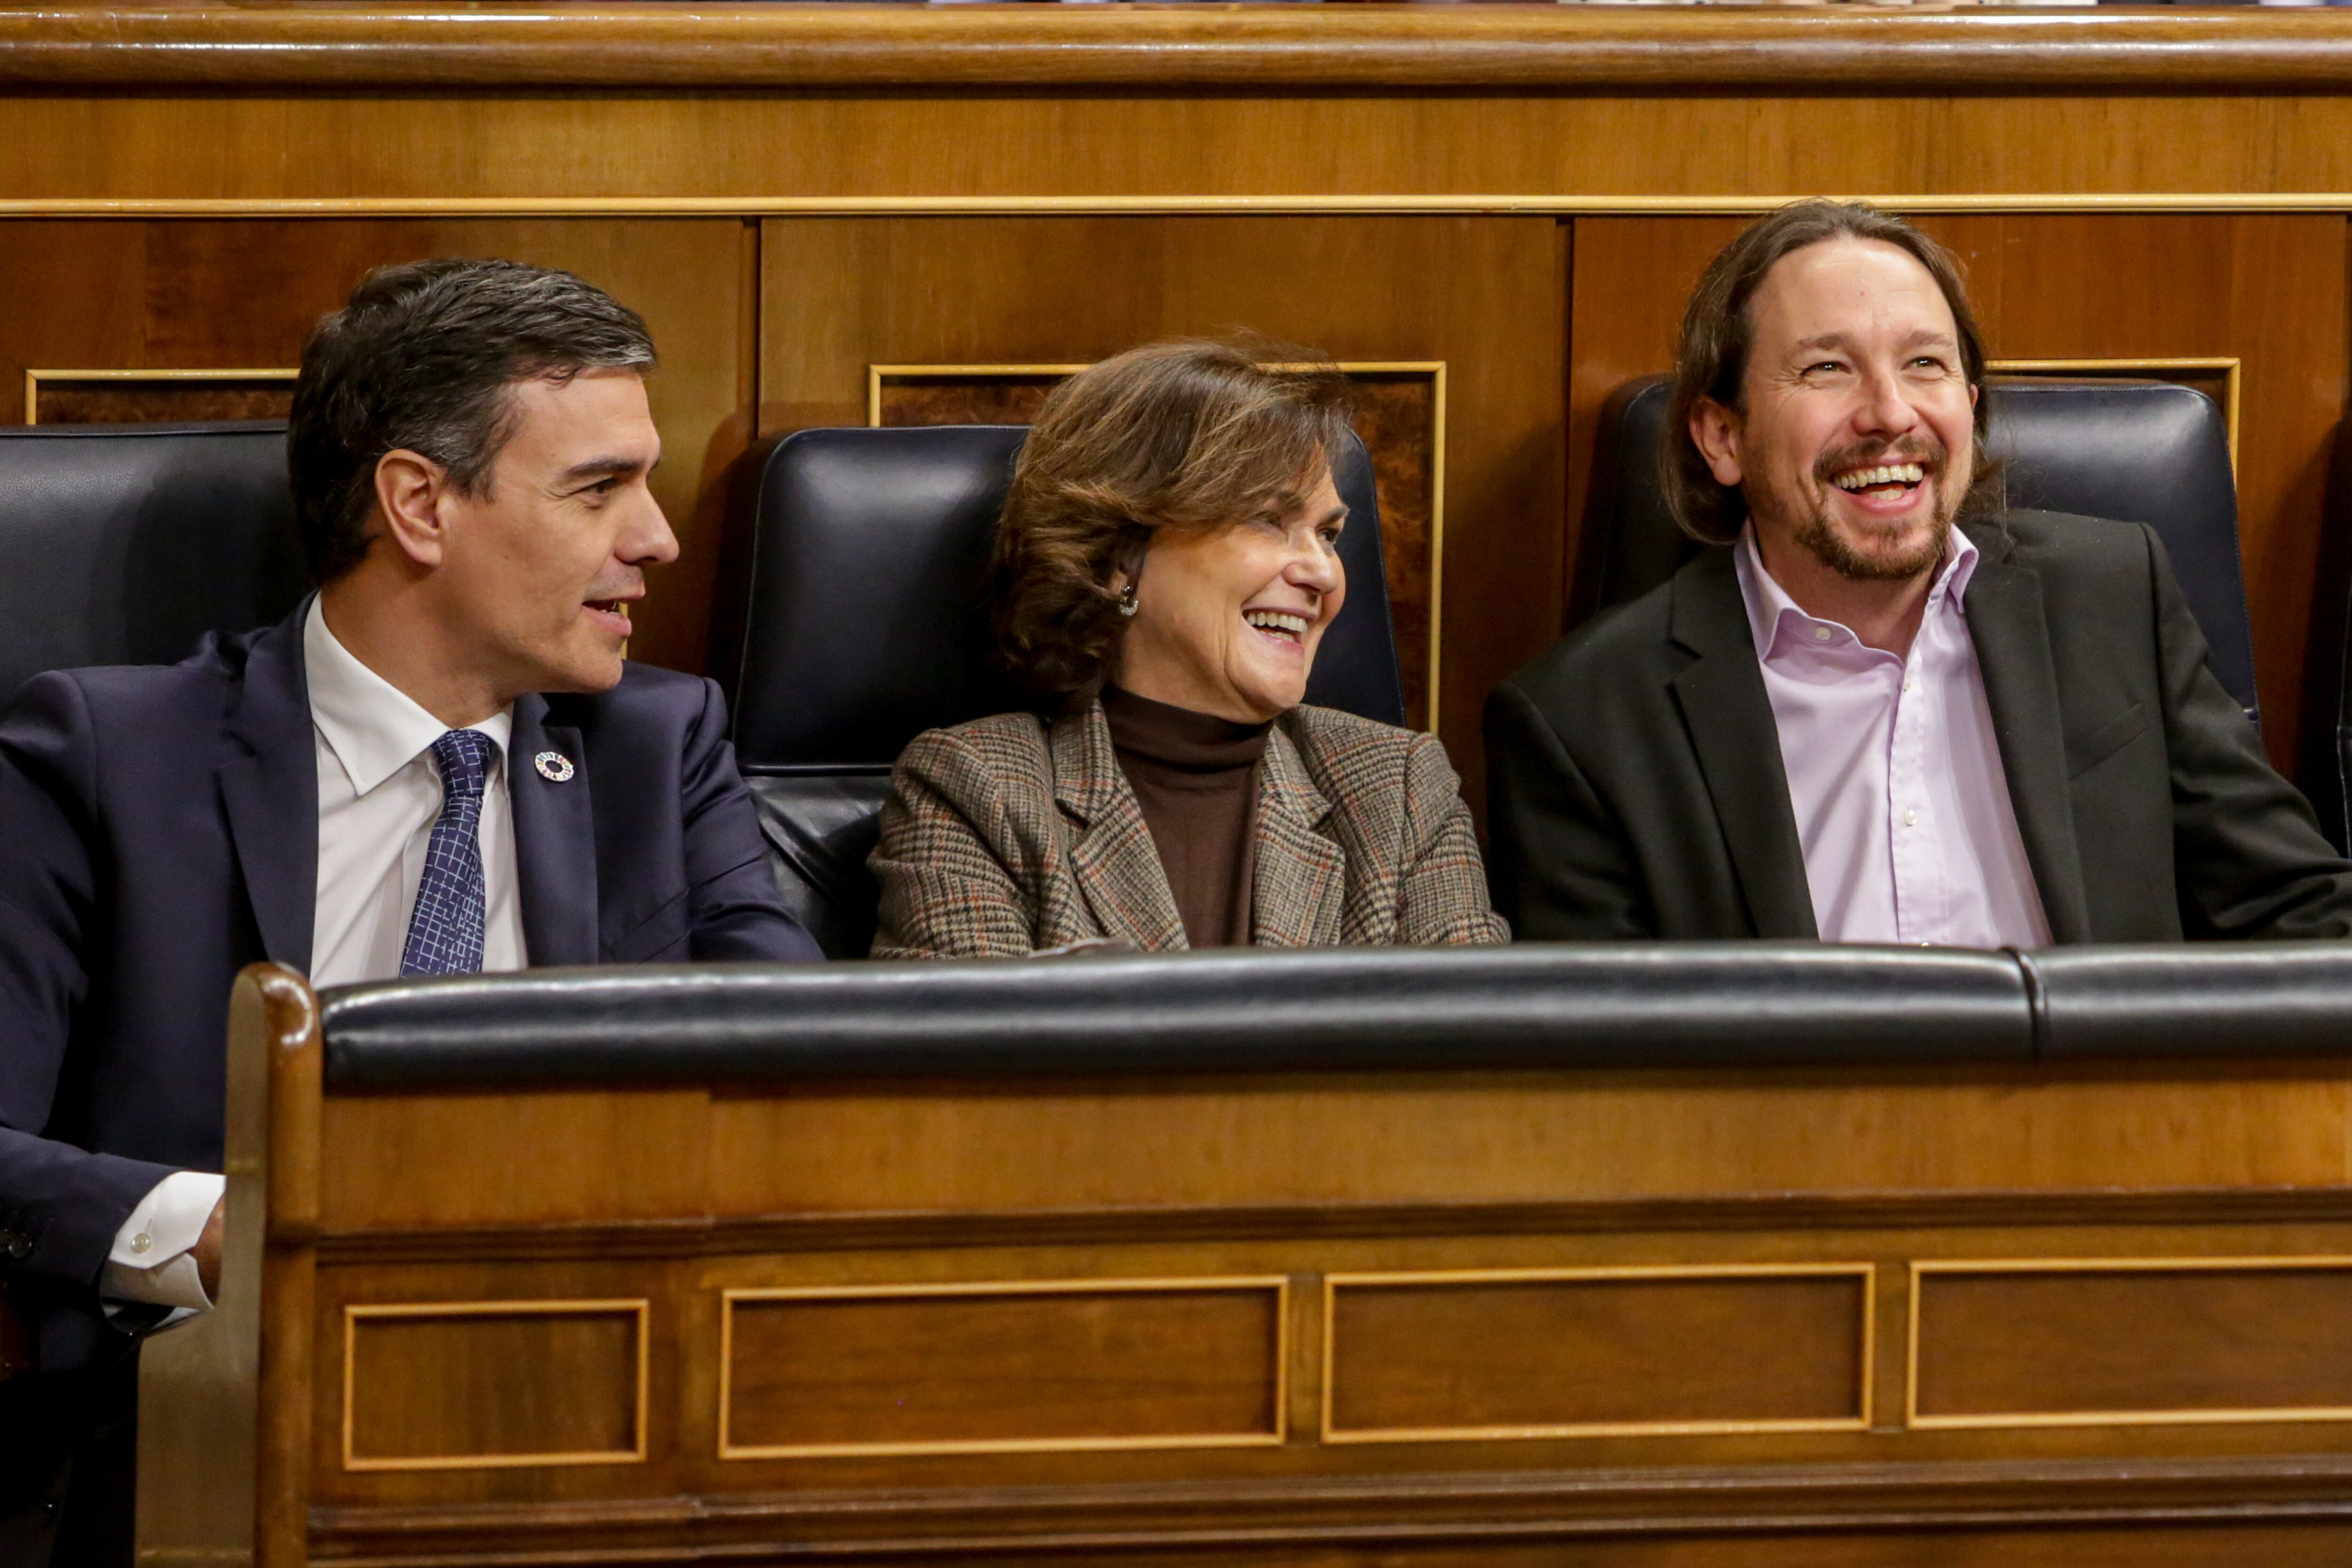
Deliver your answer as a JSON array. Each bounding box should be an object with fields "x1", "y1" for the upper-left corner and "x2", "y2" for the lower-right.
[{"x1": 1754, "y1": 434, "x2": 1962, "y2": 583}]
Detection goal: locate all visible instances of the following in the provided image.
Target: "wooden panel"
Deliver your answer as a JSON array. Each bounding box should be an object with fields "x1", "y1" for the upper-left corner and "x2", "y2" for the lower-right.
[
  {"x1": 315, "y1": 1064, "x2": 2352, "y2": 1230},
  {"x1": 342, "y1": 1300, "x2": 647, "y2": 1470},
  {"x1": 763, "y1": 215, "x2": 1562, "y2": 798},
  {"x1": 718, "y1": 1278, "x2": 1285, "y2": 1457},
  {"x1": 28, "y1": 368, "x2": 295, "y2": 424},
  {"x1": 26, "y1": 8, "x2": 2352, "y2": 94},
  {"x1": 1565, "y1": 213, "x2": 2348, "y2": 780},
  {"x1": 0, "y1": 217, "x2": 750, "y2": 675},
  {"x1": 873, "y1": 361, "x2": 1441, "y2": 730},
  {"x1": 1326, "y1": 1266, "x2": 1869, "y2": 1441},
  {"x1": 1912, "y1": 1258, "x2": 2352, "y2": 1428}
]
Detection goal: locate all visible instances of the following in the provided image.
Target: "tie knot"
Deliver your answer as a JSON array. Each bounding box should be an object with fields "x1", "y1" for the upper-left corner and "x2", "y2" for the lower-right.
[{"x1": 430, "y1": 728, "x2": 498, "y2": 802}]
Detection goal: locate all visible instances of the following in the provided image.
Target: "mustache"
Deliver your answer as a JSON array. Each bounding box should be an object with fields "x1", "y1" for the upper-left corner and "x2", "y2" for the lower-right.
[{"x1": 1812, "y1": 435, "x2": 1949, "y2": 486}]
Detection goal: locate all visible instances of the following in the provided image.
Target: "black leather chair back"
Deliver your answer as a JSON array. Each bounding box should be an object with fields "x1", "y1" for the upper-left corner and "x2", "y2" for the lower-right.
[
  {"x1": 722, "y1": 424, "x2": 1403, "y2": 957},
  {"x1": 0, "y1": 420, "x2": 306, "y2": 701},
  {"x1": 1579, "y1": 377, "x2": 2259, "y2": 725}
]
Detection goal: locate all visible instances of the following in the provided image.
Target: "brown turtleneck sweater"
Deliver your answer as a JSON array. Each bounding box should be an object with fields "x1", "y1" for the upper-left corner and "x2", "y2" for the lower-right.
[{"x1": 1100, "y1": 685, "x2": 1273, "y2": 948}]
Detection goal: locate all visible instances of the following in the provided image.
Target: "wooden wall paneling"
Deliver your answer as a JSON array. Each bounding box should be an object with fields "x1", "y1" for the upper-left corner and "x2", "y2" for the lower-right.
[
  {"x1": 24, "y1": 94, "x2": 2352, "y2": 208},
  {"x1": 759, "y1": 215, "x2": 1565, "y2": 802},
  {"x1": 0, "y1": 217, "x2": 751, "y2": 676},
  {"x1": 718, "y1": 1279, "x2": 1285, "y2": 1457},
  {"x1": 1563, "y1": 213, "x2": 2351, "y2": 780}
]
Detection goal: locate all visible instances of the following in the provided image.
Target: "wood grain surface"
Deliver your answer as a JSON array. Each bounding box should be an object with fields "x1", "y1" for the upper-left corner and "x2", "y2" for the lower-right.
[{"x1": 10, "y1": 7, "x2": 2352, "y2": 93}]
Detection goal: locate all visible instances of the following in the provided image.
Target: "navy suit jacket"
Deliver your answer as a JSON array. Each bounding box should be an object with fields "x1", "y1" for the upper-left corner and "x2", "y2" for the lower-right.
[{"x1": 0, "y1": 604, "x2": 818, "y2": 1369}]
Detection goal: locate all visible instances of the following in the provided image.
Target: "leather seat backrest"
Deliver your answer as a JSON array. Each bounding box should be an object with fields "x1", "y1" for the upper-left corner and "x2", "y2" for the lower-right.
[
  {"x1": 0, "y1": 421, "x2": 306, "y2": 701},
  {"x1": 1579, "y1": 376, "x2": 2259, "y2": 725},
  {"x1": 720, "y1": 424, "x2": 1403, "y2": 957}
]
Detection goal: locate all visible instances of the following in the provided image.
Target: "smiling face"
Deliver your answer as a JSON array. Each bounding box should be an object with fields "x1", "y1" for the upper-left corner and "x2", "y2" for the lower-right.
[
  {"x1": 1690, "y1": 236, "x2": 1978, "y2": 584},
  {"x1": 1113, "y1": 463, "x2": 1347, "y2": 723},
  {"x1": 431, "y1": 367, "x2": 675, "y2": 696}
]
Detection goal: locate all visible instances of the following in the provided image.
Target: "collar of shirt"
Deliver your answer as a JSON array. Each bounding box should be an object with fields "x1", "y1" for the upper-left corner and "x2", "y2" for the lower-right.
[
  {"x1": 303, "y1": 597, "x2": 514, "y2": 796},
  {"x1": 1734, "y1": 522, "x2": 1980, "y2": 667}
]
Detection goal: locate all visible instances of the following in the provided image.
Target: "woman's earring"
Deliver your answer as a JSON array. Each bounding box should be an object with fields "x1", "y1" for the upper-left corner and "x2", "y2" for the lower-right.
[{"x1": 1116, "y1": 581, "x2": 1140, "y2": 618}]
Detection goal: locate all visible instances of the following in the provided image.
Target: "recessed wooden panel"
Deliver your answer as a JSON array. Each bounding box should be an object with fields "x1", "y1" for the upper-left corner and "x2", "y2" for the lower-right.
[
  {"x1": 1911, "y1": 1258, "x2": 2352, "y2": 1429},
  {"x1": 1325, "y1": 1265, "x2": 1872, "y2": 1441},
  {"x1": 1565, "y1": 214, "x2": 2347, "y2": 781},
  {"x1": 342, "y1": 1299, "x2": 647, "y2": 1471},
  {"x1": 719, "y1": 1277, "x2": 1286, "y2": 1457},
  {"x1": 870, "y1": 360, "x2": 1442, "y2": 732},
  {"x1": 28, "y1": 367, "x2": 295, "y2": 424}
]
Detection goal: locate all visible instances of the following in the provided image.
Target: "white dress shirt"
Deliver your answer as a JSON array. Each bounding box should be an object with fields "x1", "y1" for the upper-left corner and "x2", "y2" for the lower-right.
[
  {"x1": 303, "y1": 597, "x2": 526, "y2": 988},
  {"x1": 1734, "y1": 526, "x2": 2051, "y2": 950},
  {"x1": 103, "y1": 598, "x2": 530, "y2": 1315}
]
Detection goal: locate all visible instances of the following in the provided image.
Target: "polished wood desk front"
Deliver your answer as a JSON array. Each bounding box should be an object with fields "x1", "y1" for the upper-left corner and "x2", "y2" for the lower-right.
[{"x1": 144, "y1": 964, "x2": 2352, "y2": 1567}]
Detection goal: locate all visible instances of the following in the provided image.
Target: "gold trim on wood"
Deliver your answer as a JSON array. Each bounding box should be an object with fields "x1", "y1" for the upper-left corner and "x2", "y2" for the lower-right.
[
  {"x1": 1, "y1": 195, "x2": 2352, "y2": 221},
  {"x1": 1320, "y1": 1263, "x2": 1876, "y2": 1445},
  {"x1": 867, "y1": 359, "x2": 1447, "y2": 733},
  {"x1": 717, "y1": 1274, "x2": 1290, "y2": 1461},
  {"x1": 1907, "y1": 1255, "x2": 2352, "y2": 1432},
  {"x1": 339, "y1": 1298, "x2": 651, "y2": 1473},
  {"x1": 1988, "y1": 357, "x2": 2241, "y2": 474},
  {"x1": 25, "y1": 366, "x2": 297, "y2": 424}
]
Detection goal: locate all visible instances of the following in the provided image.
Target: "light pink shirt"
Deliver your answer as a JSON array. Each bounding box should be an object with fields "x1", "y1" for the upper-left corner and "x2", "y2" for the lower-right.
[{"x1": 1734, "y1": 527, "x2": 2051, "y2": 950}]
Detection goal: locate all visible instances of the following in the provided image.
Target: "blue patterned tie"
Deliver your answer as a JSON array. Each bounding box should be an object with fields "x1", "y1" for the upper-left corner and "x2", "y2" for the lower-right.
[{"x1": 399, "y1": 729, "x2": 499, "y2": 978}]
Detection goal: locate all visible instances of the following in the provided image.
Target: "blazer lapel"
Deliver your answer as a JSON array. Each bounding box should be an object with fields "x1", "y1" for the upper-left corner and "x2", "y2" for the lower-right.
[
  {"x1": 509, "y1": 695, "x2": 600, "y2": 966},
  {"x1": 1051, "y1": 702, "x2": 1186, "y2": 950},
  {"x1": 1666, "y1": 552, "x2": 1819, "y2": 939},
  {"x1": 1959, "y1": 527, "x2": 2092, "y2": 943},
  {"x1": 1250, "y1": 725, "x2": 1346, "y2": 947},
  {"x1": 219, "y1": 605, "x2": 320, "y2": 974}
]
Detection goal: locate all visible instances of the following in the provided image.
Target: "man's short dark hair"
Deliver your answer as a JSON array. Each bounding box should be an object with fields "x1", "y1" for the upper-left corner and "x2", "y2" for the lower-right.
[
  {"x1": 1664, "y1": 199, "x2": 1995, "y2": 547},
  {"x1": 287, "y1": 258, "x2": 657, "y2": 584}
]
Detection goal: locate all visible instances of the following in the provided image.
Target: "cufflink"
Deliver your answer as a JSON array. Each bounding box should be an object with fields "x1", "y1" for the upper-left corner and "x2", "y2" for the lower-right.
[{"x1": 534, "y1": 751, "x2": 575, "y2": 782}]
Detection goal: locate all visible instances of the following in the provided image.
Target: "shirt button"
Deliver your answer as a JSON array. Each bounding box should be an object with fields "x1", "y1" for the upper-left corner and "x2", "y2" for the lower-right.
[
  {"x1": 1812, "y1": 626, "x2": 1834, "y2": 642},
  {"x1": 130, "y1": 1232, "x2": 152, "y2": 1254},
  {"x1": 1902, "y1": 676, "x2": 1913, "y2": 692},
  {"x1": 1903, "y1": 809, "x2": 1919, "y2": 827}
]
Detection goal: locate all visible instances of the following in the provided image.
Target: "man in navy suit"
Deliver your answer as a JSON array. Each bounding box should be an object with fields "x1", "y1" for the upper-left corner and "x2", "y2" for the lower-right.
[{"x1": 0, "y1": 259, "x2": 819, "y2": 1562}]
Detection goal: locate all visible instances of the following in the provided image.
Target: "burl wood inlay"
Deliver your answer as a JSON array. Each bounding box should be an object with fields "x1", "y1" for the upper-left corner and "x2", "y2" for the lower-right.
[
  {"x1": 34, "y1": 379, "x2": 294, "y2": 424},
  {"x1": 877, "y1": 367, "x2": 1438, "y2": 730}
]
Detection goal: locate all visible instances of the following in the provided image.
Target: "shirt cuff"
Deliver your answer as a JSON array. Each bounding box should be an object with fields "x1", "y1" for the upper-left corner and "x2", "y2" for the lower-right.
[{"x1": 100, "y1": 1170, "x2": 223, "y2": 1313}]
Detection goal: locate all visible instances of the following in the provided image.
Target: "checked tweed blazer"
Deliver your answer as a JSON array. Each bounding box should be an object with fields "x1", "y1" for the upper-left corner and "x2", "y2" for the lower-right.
[{"x1": 870, "y1": 698, "x2": 1508, "y2": 958}]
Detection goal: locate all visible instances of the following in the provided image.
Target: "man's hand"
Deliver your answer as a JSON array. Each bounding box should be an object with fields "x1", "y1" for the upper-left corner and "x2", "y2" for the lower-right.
[{"x1": 194, "y1": 1196, "x2": 225, "y2": 1302}]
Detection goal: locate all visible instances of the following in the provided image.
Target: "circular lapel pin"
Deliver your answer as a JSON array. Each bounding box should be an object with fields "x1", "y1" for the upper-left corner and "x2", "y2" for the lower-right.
[{"x1": 534, "y1": 750, "x2": 575, "y2": 783}]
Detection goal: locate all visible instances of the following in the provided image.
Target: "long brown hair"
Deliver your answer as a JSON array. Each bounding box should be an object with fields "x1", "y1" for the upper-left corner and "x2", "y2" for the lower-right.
[
  {"x1": 1664, "y1": 200, "x2": 1996, "y2": 546},
  {"x1": 992, "y1": 339, "x2": 1353, "y2": 703}
]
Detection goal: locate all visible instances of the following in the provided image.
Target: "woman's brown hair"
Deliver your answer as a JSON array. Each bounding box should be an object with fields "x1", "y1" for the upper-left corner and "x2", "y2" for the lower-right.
[
  {"x1": 1664, "y1": 199, "x2": 1997, "y2": 546},
  {"x1": 992, "y1": 339, "x2": 1354, "y2": 702}
]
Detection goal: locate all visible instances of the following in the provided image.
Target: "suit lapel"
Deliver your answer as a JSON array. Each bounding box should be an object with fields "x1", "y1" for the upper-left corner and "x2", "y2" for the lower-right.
[
  {"x1": 1251, "y1": 724, "x2": 1346, "y2": 947},
  {"x1": 1051, "y1": 701, "x2": 1186, "y2": 950},
  {"x1": 1959, "y1": 527, "x2": 2092, "y2": 943},
  {"x1": 219, "y1": 606, "x2": 321, "y2": 973},
  {"x1": 509, "y1": 695, "x2": 600, "y2": 966},
  {"x1": 1666, "y1": 552, "x2": 1819, "y2": 939}
]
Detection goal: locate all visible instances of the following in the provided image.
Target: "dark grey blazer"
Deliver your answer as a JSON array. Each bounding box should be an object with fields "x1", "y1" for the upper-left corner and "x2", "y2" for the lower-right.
[{"x1": 1485, "y1": 512, "x2": 2352, "y2": 943}]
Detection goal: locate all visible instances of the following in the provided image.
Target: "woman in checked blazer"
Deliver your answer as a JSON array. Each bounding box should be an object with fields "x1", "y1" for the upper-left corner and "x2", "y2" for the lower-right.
[{"x1": 868, "y1": 339, "x2": 1508, "y2": 959}]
